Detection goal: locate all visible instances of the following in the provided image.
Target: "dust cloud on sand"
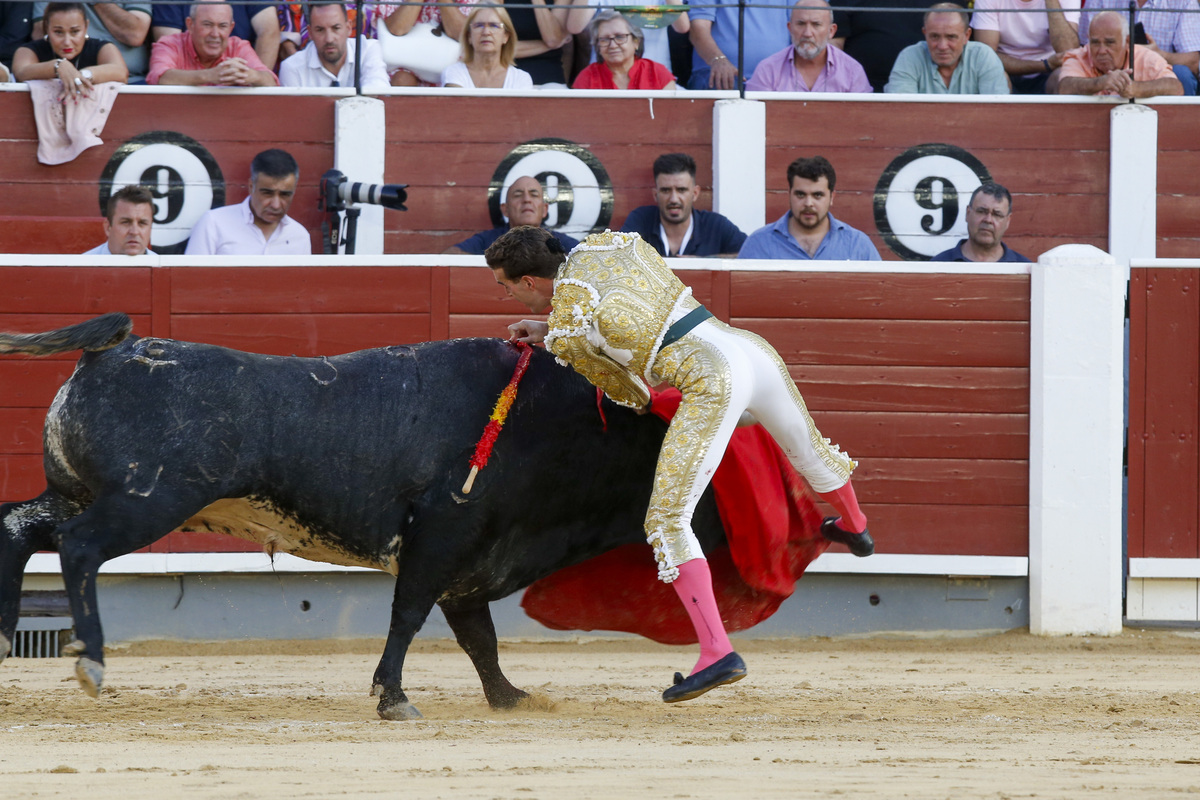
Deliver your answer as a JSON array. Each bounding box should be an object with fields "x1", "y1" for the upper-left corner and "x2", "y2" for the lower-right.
[{"x1": 3, "y1": 631, "x2": 1200, "y2": 798}]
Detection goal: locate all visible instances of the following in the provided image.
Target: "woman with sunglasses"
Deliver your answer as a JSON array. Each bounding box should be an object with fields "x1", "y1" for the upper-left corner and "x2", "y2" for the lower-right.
[
  {"x1": 572, "y1": 10, "x2": 675, "y2": 89},
  {"x1": 442, "y1": 6, "x2": 533, "y2": 88}
]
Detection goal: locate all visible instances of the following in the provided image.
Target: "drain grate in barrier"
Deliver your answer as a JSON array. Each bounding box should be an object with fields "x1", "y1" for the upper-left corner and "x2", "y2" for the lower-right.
[{"x1": 12, "y1": 617, "x2": 74, "y2": 658}]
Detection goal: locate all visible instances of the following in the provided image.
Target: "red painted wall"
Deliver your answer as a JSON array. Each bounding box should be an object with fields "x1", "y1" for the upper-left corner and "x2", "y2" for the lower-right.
[{"x1": 0, "y1": 263, "x2": 1029, "y2": 557}]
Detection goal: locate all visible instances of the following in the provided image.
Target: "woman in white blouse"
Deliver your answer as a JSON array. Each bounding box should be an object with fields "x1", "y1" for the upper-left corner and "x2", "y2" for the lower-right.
[{"x1": 441, "y1": 6, "x2": 534, "y2": 88}]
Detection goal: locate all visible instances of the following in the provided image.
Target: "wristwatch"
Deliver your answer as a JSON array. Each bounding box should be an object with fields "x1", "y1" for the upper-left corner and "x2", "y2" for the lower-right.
[
  {"x1": 53, "y1": 58, "x2": 63, "y2": 77},
  {"x1": 81, "y1": 69, "x2": 93, "y2": 81}
]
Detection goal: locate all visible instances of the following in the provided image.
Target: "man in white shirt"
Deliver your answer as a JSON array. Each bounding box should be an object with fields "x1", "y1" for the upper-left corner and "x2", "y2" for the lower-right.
[
  {"x1": 84, "y1": 185, "x2": 154, "y2": 256},
  {"x1": 279, "y1": 1, "x2": 390, "y2": 90},
  {"x1": 185, "y1": 149, "x2": 312, "y2": 256}
]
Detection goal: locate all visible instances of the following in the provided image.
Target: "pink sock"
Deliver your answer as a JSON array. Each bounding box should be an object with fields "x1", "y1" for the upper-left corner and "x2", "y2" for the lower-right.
[
  {"x1": 672, "y1": 559, "x2": 733, "y2": 674},
  {"x1": 817, "y1": 480, "x2": 868, "y2": 533}
]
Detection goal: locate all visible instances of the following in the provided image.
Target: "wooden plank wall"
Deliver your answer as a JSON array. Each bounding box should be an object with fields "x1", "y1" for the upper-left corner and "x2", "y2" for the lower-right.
[
  {"x1": 382, "y1": 96, "x2": 716, "y2": 254},
  {"x1": 1156, "y1": 106, "x2": 1200, "y2": 258},
  {"x1": 763, "y1": 102, "x2": 1111, "y2": 261},
  {"x1": 13, "y1": 92, "x2": 1199, "y2": 260},
  {"x1": 1128, "y1": 268, "x2": 1199, "y2": 559},
  {"x1": 0, "y1": 263, "x2": 1030, "y2": 558},
  {"x1": 0, "y1": 93, "x2": 334, "y2": 255}
]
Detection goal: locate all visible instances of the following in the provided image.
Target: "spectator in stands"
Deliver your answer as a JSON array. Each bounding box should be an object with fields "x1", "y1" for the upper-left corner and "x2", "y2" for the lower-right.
[
  {"x1": 1057, "y1": 9, "x2": 1183, "y2": 96},
  {"x1": 745, "y1": 0, "x2": 870, "y2": 92},
  {"x1": 366, "y1": 0, "x2": 475, "y2": 87},
  {"x1": 0, "y1": 3, "x2": 33, "y2": 74},
  {"x1": 688, "y1": 0, "x2": 790, "y2": 89},
  {"x1": 185, "y1": 149, "x2": 311, "y2": 255},
  {"x1": 14, "y1": 3, "x2": 128, "y2": 92},
  {"x1": 1078, "y1": 0, "x2": 1200, "y2": 95},
  {"x1": 566, "y1": 0, "x2": 688, "y2": 75},
  {"x1": 620, "y1": 153, "x2": 746, "y2": 257},
  {"x1": 151, "y1": 1, "x2": 280, "y2": 71},
  {"x1": 931, "y1": 182, "x2": 1030, "y2": 262},
  {"x1": 507, "y1": 0, "x2": 573, "y2": 87},
  {"x1": 739, "y1": 156, "x2": 880, "y2": 261},
  {"x1": 443, "y1": 175, "x2": 579, "y2": 255},
  {"x1": 84, "y1": 185, "x2": 154, "y2": 256},
  {"x1": 148, "y1": 2, "x2": 278, "y2": 86},
  {"x1": 832, "y1": 0, "x2": 925, "y2": 92},
  {"x1": 280, "y1": 2, "x2": 390, "y2": 90},
  {"x1": 277, "y1": 2, "x2": 308, "y2": 63},
  {"x1": 885, "y1": 3, "x2": 1009, "y2": 93},
  {"x1": 572, "y1": 10, "x2": 676, "y2": 88},
  {"x1": 971, "y1": 0, "x2": 1081, "y2": 93},
  {"x1": 31, "y1": 1, "x2": 149, "y2": 82},
  {"x1": 441, "y1": 6, "x2": 533, "y2": 88}
]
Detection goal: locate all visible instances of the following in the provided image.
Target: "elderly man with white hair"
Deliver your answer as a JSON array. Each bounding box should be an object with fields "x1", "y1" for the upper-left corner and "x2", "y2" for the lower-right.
[{"x1": 1057, "y1": 9, "x2": 1183, "y2": 97}]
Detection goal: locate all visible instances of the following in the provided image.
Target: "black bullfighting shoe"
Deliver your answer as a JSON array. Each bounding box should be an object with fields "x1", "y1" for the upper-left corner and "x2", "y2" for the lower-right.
[
  {"x1": 820, "y1": 516, "x2": 874, "y2": 557},
  {"x1": 662, "y1": 652, "x2": 747, "y2": 703}
]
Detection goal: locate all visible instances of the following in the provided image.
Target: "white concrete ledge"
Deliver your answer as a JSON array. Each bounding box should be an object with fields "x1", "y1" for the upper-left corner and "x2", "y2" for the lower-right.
[
  {"x1": 807, "y1": 553, "x2": 1028, "y2": 577},
  {"x1": 0, "y1": 254, "x2": 1033, "y2": 275},
  {"x1": 25, "y1": 551, "x2": 1027, "y2": 578},
  {"x1": 1129, "y1": 558, "x2": 1200, "y2": 579}
]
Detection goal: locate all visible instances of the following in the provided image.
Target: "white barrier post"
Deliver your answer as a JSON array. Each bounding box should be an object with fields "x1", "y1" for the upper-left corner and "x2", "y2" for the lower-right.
[
  {"x1": 712, "y1": 99, "x2": 766, "y2": 235},
  {"x1": 334, "y1": 95, "x2": 387, "y2": 255},
  {"x1": 1108, "y1": 103, "x2": 1157, "y2": 274},
  {"x1": 1029, "y1": 244, "x2": 1126, "y2": 635}
]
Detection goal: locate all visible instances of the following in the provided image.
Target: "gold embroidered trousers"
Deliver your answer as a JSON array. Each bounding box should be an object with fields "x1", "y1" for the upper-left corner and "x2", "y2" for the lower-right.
[{"x1": 645, "y1": 316, "x2": 857, "y2": 583}]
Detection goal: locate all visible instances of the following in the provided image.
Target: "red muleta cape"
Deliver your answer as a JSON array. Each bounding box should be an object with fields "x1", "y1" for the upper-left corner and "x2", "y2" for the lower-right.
[{"x1": 521, "y1": 388, "x2": 829, "y2": 644}]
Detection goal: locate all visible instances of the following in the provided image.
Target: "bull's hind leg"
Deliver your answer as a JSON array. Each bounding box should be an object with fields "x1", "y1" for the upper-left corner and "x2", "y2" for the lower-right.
[
  {"x1": 441, "y1": 601, "x2": 529, "y2": 710},
  {"x1": 52, "y1": 490, "x2": 208, "y2": 697},
  {"x1": 0, "y1": 492, "x2": 81, "y2": 663}
]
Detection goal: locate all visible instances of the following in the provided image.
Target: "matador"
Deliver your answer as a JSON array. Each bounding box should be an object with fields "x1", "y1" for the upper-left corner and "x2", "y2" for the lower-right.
[{"x1": 486, "y1": 227, "x2": 872, "y2": 702}]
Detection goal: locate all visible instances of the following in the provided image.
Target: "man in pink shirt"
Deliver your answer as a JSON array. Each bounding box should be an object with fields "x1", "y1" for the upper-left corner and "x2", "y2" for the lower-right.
[
  {"x1": 1058, "y1": 9, "x2": 1182, "y2": 96},
  {"x1": 147, "y1": 2, "x2": 278, "y2": 86},
  {"x1": 971, "y1": 0, "x2": 1081, "y2": 93},
  {"x1": 745, "y1": 0, "x2": 871, "y2": 92}
]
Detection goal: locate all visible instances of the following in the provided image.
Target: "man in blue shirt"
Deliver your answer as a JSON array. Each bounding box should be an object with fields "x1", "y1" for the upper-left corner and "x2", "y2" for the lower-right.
[
  {"x1": 688, "y1": 0, "x2": 790, "y2": 89},
  {"x1": 739, "y1": 156, "x2": 881, "y2": 261},
  {"x1": 931, "y1": 182, "x2": 1031, "y2": 262},
  {"x1": 444, "y1": 175, "x2": 580, "y2": 255},
  {"x1": 620, "y1": 153, "x2": 746, "y2": 258}
]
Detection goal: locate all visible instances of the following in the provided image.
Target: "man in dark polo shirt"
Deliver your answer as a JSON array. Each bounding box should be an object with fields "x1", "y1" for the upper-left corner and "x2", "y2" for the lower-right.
[
  {"x1": 832, "y1": 0, "x2": 925, "y2": 92},
  {"x1": 932, "y1": 182, "x2": 1031, "y2": 262},
  {"x1": 620, "y1": 152, "x2": 746, "y2": 258},
  {"x1": 443, "y1": 175, "x2": 579, "y2": 256}
]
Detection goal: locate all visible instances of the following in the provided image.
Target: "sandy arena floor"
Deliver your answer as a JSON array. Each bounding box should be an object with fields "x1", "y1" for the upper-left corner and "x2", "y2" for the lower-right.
[{"x1": 2, "y1": 630, "x2": 1200, "y2": 799}]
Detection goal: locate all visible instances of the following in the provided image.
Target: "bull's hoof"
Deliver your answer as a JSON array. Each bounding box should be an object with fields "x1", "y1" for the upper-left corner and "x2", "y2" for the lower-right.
[
  {"x1": 377, "y1": 700, "x2": 423, "y2": 720},
  {"x1": 0, "y1": 632, "x2": 9, "y2": 664},
  {"x1": 371, "y1": 683, "x2": 423, "y2": 720},
  {"x1": 487, "y1": 686, "x2": 530, "y2": 710},
  {"x1": 74, "y1": 657, "x2": 104, "y2": 698},
  {"x1": 61, "y1": 639, "x2": 86, "y2": 657}
]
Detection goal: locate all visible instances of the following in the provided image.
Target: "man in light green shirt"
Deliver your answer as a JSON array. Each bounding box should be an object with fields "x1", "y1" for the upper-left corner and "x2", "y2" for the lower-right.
[{"x1": 885, "y1": 2, "x2": 1009, "y2": 93}]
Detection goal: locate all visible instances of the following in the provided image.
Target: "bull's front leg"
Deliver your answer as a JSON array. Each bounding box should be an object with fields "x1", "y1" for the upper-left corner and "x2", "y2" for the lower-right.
[
  {"x1": 372, "y1": 577, "x2": 442, "y2": 721},
  {"x1": 440, "y1": 601, "x2": 528, "y2": 709}
]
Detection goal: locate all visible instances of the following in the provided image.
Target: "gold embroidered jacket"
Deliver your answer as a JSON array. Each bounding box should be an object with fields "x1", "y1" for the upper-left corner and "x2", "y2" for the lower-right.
[{"x1": 545, "y1": 231, "x2": 698, "y2": 409}]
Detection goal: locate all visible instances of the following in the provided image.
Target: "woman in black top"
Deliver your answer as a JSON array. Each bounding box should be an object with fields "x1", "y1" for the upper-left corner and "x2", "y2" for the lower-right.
[
  {"x1": 506, "y1": 0, "x2": 571, "y2": 86},
  {"x1": 13, "y1": 2, "x2": 127, "y2": 98}
]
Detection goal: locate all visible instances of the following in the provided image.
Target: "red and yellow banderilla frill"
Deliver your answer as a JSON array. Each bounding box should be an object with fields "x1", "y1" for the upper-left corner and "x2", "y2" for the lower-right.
[{"x1": 462, "y1": 341, "x2": 533, "y2": 493}]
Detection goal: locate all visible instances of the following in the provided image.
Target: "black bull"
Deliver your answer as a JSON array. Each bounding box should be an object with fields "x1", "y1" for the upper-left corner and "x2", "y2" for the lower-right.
[{"x1": 0, "y1": 313, "x2": 727, "y2": 719}]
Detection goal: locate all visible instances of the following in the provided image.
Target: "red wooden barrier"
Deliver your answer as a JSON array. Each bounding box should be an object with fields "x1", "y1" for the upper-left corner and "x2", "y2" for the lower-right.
[
  {"x1": 0, "y1": 263, "x2": 1030, "y2": 558},
  {"x1": 1129, "y1": 268, "x2": 1200, "y2": 558}
]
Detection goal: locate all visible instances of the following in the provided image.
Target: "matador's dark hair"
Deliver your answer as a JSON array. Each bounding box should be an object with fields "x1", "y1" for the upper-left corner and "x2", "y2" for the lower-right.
[{"x1": 485, "y1": 225, "x2": 566, "y2": 280}]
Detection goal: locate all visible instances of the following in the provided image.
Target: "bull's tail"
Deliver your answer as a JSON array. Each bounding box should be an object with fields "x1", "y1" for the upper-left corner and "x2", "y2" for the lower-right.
[{"x1": 0, "y1": 312, "x2": 133, "y2": 356}]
